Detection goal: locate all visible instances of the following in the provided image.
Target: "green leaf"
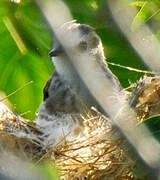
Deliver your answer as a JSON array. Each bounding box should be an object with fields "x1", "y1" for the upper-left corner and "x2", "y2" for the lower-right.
[
  {"x1": 131, "y1": 1, "x2": 151, "y2": 31},
  {"x1": 131, "y1": 1, "x2": 146, "y2": 7},
  {"x1": 0, "y1": 0, "x2": 53, "y2": 120},
  {"x1": 131, "y1": 1, "x2": 160, "y2": 31}
]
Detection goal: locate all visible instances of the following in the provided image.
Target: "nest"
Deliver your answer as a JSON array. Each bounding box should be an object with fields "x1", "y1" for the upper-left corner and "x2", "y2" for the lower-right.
[
  {"x1": 0, "y1": 103, "x2": 137, "y2": 180},
  {"x1": 0, "y1": 76, "x2": 160, "y2": 179},
  {"x1": 0, "y1": 102, "x2": 44, "y2": 160},
  {"x1": 52, "y1": 108, "x2": 136, "y2": 180},
  {"x1": 132, "y1": 76, "x2": 160, "y2": 122}
]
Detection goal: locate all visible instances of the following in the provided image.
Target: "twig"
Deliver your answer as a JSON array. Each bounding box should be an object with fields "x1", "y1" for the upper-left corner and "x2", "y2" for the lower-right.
[
  {"x1": 0, "y1": 81, "x2": 34, "y2": 102},
  {"x1": 108, "y1": 62, "x2": 160, "y2": 74}
]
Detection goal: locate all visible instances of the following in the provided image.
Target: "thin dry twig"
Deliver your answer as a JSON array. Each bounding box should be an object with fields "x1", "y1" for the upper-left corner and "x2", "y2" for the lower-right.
[{"x1": 0, "y1": 81, "x2": 33, "y2": 102}]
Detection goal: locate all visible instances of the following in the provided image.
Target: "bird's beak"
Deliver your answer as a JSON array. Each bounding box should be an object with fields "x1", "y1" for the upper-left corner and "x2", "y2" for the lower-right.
[
  {"x1": 49, "y1": 48, "x2": 60, "y2": 57},
  {"x1": 49, "y1": 46, "x2": 63, "y2": 57}
]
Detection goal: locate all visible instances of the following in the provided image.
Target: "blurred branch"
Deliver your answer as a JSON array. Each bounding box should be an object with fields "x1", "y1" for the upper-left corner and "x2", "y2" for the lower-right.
[
  {"x1": 108, "y1": 0, "x2": 160, "y2": 72},
  {"x1": 35, "y1": 0, "x2": 160, "y2": 178}
]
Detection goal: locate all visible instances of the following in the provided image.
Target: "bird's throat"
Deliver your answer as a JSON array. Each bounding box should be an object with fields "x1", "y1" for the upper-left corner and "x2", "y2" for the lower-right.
[{"x1": 52, "y1": 56, "x2": 79, "y2": 83}]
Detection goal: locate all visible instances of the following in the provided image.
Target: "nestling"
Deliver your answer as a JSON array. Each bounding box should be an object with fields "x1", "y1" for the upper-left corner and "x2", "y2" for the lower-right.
[{"x1": 36, "y1": 21, "x2": 121, "y2": 147}]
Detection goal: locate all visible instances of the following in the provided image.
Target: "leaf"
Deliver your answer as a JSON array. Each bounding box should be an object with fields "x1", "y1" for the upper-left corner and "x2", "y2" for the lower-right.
[
  {"x1": 131, "y1": 1, "x2": 151, "y2": 31},
  {"x1": 131, "y1": 1, "x2": 146, "y2": 7},
  {"x1": 131, "y1": 1, "x2": 160, "y2": 31},
  {"x1": 0, "y1": 1, "x2": 52, "y2": 120}
]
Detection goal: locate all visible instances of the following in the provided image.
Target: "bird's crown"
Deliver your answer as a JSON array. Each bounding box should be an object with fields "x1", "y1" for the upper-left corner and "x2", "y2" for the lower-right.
[{"x1": 50, "y1": 21, "x2": 104, "y2": 59}]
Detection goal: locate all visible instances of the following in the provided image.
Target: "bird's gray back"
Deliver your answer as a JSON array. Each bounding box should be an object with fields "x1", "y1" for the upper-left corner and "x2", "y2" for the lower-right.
[{"x1": 43, "y1": 70, "x2": 98, "y2": 114}]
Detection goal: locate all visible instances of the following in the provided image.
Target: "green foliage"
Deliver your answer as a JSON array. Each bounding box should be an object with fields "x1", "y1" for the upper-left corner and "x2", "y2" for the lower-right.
[
  {"x1": 131, "y1": 1, "x2": 151, "y2": 31},
  {"x1": 130, "y1": 0, "x2": 160, "y2": 144},
  {"x1": 132, "y1": 164, "x2": 148, "y2": 178},
  {"x1": 0, "y1": 0, "x2": 151, "y2": 120},
  {"x1": 131, "y1": 1, "x2": 147, "y2": 7},
  {"x1": 0, "y1": 0, "x2": 53, "y2": 119},
  {"x1": 38, "y1": 163, "x2": 60, "y2": 180},
  {"x1": 131, "y1": 0, "x2": 160, "y2": 32},
  {"x1": 142, "y1": 116, "x2": 160, "y2": 141}
]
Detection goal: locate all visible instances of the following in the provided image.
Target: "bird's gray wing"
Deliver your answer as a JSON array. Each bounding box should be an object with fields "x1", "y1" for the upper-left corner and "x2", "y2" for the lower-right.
[{"x1": 43, "y1": 71, "x2": 79, "y2": 114}]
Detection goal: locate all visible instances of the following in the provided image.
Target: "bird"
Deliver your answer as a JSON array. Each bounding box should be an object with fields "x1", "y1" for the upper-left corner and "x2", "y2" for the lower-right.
[{"x1": 36, "y1": 21, "x2": 122, "y2": 147}]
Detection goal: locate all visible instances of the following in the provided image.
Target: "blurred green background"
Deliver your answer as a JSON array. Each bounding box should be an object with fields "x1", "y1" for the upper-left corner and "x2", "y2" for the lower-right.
[{"x1": 0, "y1": 0, "x2": 160, "y2": 120}]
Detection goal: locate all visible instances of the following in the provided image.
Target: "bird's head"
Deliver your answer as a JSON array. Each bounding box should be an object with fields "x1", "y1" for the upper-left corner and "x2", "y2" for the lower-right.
[{"x1": 49, "y1": 21, "x2": 105, "y2": 78}]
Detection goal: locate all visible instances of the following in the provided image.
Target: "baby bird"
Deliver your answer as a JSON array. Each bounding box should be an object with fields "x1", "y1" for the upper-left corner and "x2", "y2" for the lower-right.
[{"x1": 36, "y1": 21, "x2": 121, "y2": 147}]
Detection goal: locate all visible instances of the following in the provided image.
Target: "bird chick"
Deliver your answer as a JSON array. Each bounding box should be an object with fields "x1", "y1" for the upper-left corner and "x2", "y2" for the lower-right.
[{"x1": 36, "y1": 21, "x2": 121, "y2": 147}]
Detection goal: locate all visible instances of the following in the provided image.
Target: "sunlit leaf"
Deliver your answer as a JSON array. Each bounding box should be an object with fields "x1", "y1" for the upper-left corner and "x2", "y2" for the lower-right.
[
  {"x1": 0, "y1": 0, "x2": 53, "y2": 120},
  {"x1": 131, "y1": 1, "x2": 160, "y2": 31},
  {"x1": 131, "y1": 1, "x2": 146, "y2": 7},
  {"x1": 131, "y1": 1, "x2": 151, "y2": 31}
]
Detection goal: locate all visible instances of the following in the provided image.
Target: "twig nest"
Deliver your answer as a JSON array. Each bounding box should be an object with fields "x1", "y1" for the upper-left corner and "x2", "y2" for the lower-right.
[
  {"x1": 0, "y1": 103, "x2": 138, "y2": 179},
  {"x1": 132, "y1": 76, "x2": 160, "y2": 122},
  {"x1": 52, "y1": 108, "x2": 136, "y2": 180},
  {"x1": 0, "y1": 102, "x2": 43, "y2": 159}
]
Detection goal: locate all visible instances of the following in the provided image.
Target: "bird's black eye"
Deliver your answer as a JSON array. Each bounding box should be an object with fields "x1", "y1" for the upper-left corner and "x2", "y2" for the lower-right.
[{"x1": 79, "y1": 41, "x2": 87, "y2": 51}]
